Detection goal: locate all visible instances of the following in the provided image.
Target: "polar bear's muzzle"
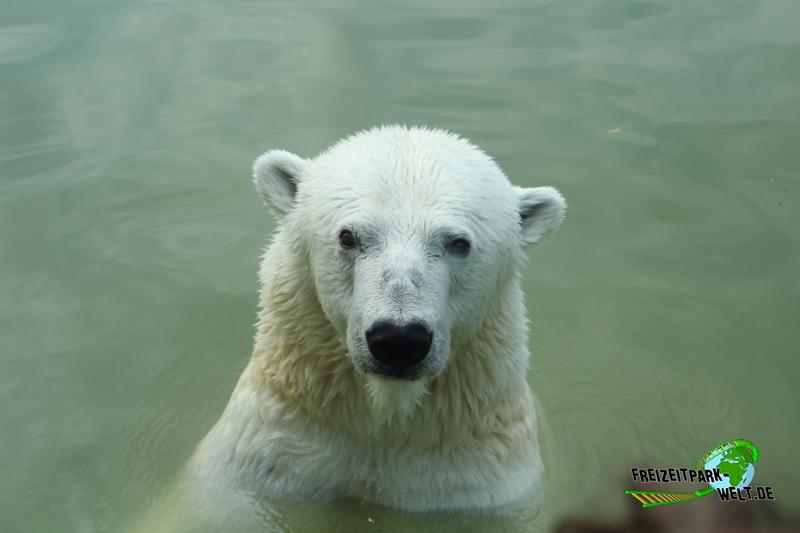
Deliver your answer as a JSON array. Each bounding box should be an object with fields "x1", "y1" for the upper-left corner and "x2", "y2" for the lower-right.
[
  {"x1": 343, "y1": 239, "x2": 450, "y2": 381},
  {"x1": 365, "y1": 320, "x2": 432, "y2": 379}
]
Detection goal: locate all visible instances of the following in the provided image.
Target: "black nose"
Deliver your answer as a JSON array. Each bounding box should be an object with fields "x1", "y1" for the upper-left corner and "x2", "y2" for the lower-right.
[{"x1": 366, "y1": 321, "x2": 433, "y2": 370}]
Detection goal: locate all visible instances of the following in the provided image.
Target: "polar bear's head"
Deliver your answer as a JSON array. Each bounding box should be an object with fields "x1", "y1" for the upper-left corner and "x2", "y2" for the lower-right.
[{"x1": 253, "y1": 126, "x2": 565, "y2": 388}]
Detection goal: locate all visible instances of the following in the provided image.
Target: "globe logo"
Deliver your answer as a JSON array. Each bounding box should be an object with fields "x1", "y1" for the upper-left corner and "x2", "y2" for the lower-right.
[
  {"x1": 626, "y1": 439, "x2": 764, "y2": 508},
  {"x1": 699, "y1": 439, "x2": 759, "y2": 491}
]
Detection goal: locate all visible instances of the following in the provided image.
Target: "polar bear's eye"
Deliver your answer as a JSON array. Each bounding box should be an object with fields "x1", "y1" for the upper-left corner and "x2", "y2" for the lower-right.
[
  {"x1": 447, "y1": 237, "x2": 471, "y2": 258},
  {"x1": 338, "y1": 229, "x2": 357, "y2": 249}
]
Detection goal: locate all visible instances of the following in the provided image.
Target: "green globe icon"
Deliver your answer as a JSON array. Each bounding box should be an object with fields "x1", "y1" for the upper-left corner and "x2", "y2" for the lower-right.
[{"x1": 699, "y1": 439, "x2": 758, "y2": 490}]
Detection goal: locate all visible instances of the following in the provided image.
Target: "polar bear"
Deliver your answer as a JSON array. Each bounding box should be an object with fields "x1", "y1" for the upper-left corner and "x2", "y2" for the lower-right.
[{"x1": 188, "y1": 125, "x2": 566, "y2": 512}]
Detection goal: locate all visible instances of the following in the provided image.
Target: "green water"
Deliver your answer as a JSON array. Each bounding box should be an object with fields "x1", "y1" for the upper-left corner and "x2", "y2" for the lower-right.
[{"x1": 1, "y1": 1, "x2": 799, "y2": 531}]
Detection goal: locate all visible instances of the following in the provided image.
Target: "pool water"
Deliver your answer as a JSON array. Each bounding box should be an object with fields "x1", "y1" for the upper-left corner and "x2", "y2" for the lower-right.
[{"x1": 1, "y1": 0, "x2": 798, "y2": 531}]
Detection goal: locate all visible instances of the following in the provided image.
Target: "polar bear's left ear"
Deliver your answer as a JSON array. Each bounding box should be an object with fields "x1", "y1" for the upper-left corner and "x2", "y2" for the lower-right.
[
  {"x1": 253, "y1": 150, "x2": 307, "y2": 216},
  {"x1": 515, "y1": 186, "x2": 567, "y2": 246}
]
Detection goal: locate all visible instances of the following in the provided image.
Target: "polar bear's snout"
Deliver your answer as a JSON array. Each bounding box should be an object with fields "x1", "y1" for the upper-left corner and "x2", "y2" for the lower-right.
[{"x1": 365, "y1": 321, "x2": 433, "y2": 377}]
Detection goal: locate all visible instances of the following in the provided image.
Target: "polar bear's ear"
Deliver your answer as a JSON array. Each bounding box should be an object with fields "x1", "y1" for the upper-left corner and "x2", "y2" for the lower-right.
[
  {"x1": 253, "y1": 150, "x2": 306, "y2": 216},
  {"x1": 516, "y1": 186, "x2": 567, "y2": 246}
]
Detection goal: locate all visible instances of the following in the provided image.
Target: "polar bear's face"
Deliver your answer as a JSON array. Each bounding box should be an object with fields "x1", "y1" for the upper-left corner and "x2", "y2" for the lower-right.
[{"x1": 253, "y1": 127, "x2": 565, "y2": 382}]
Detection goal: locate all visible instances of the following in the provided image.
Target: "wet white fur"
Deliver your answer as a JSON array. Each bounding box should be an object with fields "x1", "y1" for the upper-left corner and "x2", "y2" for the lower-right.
[{"x1": 188, "y1": 125, "x2": 566, "y2": 512}]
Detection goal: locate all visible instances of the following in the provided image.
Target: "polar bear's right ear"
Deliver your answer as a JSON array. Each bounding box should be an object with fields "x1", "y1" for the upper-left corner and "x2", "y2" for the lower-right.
[
  {"x1": 253, "y1": 150, "x2": 307, "y2": 216},
  {"x1": 515, "y1": 186, "x2": 567, "y2": 246}
]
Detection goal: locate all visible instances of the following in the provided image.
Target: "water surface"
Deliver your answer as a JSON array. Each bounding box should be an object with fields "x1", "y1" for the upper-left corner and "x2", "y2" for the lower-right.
[{"x1": 1, "y1": 0, "x2": 799, "y2": 531}]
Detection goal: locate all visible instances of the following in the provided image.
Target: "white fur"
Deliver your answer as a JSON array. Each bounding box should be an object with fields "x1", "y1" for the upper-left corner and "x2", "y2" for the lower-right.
[
  {"x1": 364, "y1": 374, "x2": 430, "y2": 426},
  {"x1": 188, "y1": 125, "x2": 566, "y2": 512}
]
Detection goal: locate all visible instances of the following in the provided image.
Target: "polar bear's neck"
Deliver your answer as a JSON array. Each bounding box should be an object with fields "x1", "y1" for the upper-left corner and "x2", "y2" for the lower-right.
[{"x1": 239, "y1": 244, "x2": 534, "y2": 446}]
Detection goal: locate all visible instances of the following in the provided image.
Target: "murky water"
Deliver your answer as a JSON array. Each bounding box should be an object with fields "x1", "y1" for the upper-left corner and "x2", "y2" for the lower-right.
[{"x1": 1, "y1": 0, "x2": 799, "y2": 531}]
